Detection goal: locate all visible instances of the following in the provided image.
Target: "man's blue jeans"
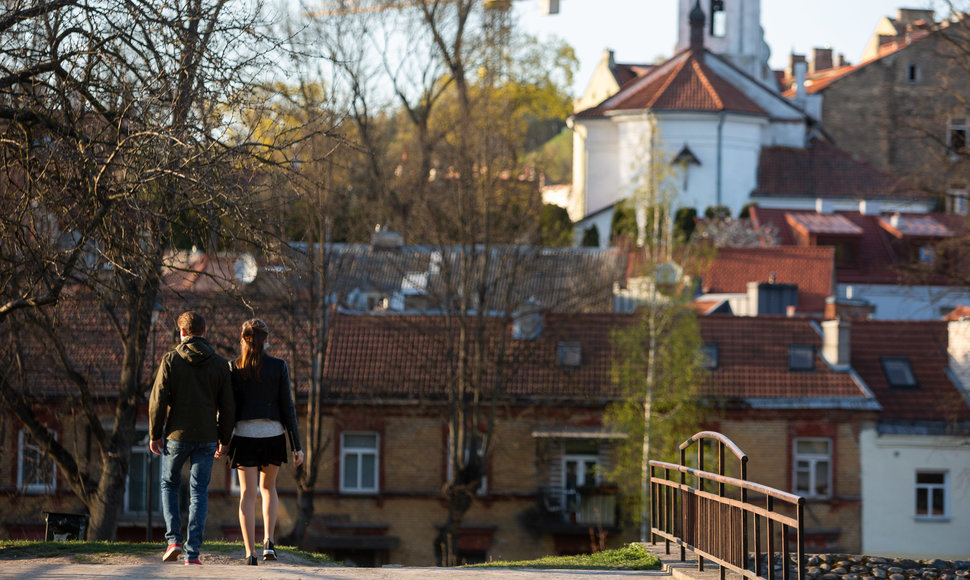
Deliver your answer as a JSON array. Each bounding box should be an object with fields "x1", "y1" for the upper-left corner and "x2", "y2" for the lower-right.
[{"x1": 160, "y1": 440, "x2": 217, "y2": 559}]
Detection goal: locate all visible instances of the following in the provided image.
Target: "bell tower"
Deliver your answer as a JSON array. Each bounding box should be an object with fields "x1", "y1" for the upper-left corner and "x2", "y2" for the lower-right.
[{"x1": 676, "y1": 0, "x2": 774, "y2": 86}]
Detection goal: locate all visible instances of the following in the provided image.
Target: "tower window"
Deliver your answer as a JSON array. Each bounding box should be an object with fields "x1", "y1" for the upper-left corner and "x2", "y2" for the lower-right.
[
  {"x1": 907, "y1": 63, "x2": 920, "y2": 83},
  {"x1": 710, "y1": 0, "x2": 726, "y2": 37}
]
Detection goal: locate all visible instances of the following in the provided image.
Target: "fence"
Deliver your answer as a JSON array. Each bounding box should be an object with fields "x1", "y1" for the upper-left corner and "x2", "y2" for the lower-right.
[{"x1": 649, "y1": 431, "x2": 805, "y2": 580}]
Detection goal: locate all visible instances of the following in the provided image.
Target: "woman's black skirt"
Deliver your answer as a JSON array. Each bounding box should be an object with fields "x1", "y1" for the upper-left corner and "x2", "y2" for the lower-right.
[{"x1": 229, "y1": 434, "x2": 287, "y2": 469}]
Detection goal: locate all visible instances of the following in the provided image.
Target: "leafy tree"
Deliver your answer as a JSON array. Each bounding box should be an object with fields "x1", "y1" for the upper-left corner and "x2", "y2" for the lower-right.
[
  {"x1": 604, "y1": 114, "x2": 703, "y2": 540},
  {"x1": 704, "y1": 205, "x2": 732, "y2": 219},
  {"x1": 581, "y1": 225, "x2": 601, "y2": 247},
  {"x1": 673, "y1": 207, "x2": 698, "y2": 242},
  {"x1": 540, "y1": 204, "x2": 574, "y2": 246}
]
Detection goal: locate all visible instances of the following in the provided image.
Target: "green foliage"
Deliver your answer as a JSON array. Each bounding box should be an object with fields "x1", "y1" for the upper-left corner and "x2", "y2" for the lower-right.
[
  {"x1": 610, "y1": 204, "x2": 637, "y2": 245},
  {"x1": 673, "y1": 207, "x2": 698, "y2": 242},
  {"x1": 581, "y1": 225, "x2": 600, "y2": 247},
  {"x1": 704, "y1": 205, "x2": 732, "y2": 219},
  {"x1": 466, "y1": 543, "x2": 661, "y2": 570},
  {"x1": 528, "y1": 127, "x2": 572, "y2": 184},
  {"x1": 739, "y1": 202, "x2": 757, "y2": 219},
  {"x1": 539, "y1": 204, "x2": 574, "y2": 246},
  {"x1": 606, "y1": 290, "x2": 703, "y2": 528}
]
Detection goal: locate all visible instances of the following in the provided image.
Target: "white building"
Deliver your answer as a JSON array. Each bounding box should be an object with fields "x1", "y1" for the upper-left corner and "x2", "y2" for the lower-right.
[{"x1": 856, "y1": 319, "x2": 970, "y2": 559}]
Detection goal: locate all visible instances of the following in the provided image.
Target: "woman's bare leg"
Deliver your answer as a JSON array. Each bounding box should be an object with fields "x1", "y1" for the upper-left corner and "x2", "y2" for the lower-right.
[
  {"x1": 237, "y1": 466, "x2": 260, "y2": 558},
  {"x1": 259, "y1": 464, "x2": 280, "y2": 544}
]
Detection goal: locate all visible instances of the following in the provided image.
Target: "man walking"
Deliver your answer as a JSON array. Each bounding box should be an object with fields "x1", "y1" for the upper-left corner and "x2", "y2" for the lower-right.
[{"x1": 149, "y1": 311, "x2": 234, "y2": 565}]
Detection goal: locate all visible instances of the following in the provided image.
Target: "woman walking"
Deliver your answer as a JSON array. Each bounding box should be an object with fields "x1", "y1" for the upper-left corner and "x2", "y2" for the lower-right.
[{"x1": 228, "y1": 319, "x2": 304, "y2": 566}]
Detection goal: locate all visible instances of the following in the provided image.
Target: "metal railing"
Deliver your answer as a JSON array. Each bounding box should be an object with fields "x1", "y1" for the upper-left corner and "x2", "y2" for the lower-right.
[{"x1": 649, "y1": 431, "x2": 805, "y2": 580}]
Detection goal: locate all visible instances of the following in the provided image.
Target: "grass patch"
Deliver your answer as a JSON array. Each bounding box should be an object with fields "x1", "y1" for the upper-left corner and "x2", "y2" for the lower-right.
[
  {"x1": 467, "y1": 543, "x2": 661, "y2": 570},
  {"x1": 0, "y1": 540, "x2": 334, "y2": 565}
]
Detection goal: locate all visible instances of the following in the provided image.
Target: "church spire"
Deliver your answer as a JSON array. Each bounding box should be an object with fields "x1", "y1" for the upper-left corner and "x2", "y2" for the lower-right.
[{"x1": 689, "y1": 0, "x2": 706, "y2": 51}]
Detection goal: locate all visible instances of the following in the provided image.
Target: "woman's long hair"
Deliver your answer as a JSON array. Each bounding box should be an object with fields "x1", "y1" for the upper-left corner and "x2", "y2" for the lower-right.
[{"x1": 235, "y1": 319, "x2": 269, "y2": 381}]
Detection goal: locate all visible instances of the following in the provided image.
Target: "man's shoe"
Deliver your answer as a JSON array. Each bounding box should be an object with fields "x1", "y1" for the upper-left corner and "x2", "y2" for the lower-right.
[
  {"x1": 184, "y1": 556, "x2": 202, "y2": 565},
  {"x1": 262, "y1": 540, "x2": 277, "y2": 561},
  {"x1": 162, "y1": 543, "x2": 182, "y2": 562}
]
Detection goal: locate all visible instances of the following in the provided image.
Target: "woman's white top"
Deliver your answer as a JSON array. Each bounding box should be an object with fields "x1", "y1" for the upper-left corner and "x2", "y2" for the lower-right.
[{"x1": 233, "y1": 418, "x2": 284, "y2": 438}]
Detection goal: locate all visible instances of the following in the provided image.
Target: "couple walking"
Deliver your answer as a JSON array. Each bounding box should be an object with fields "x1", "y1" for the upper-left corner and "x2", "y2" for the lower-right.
[{"x1": 148, "y1": 312, "x2": 304, "y2": 566}]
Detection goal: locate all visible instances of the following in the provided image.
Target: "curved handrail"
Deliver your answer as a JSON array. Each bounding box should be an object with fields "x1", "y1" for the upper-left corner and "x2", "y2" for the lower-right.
[{"x1": 679, "y1": 430, "x2": 748, "y2": 463}]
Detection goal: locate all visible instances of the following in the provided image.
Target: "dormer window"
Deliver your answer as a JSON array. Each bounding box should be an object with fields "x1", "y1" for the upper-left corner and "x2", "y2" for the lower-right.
[
  {"x1": 557, "y1": 341, "x2": 582, "y2": 368},
  {"x1": 881, "y1": 356, "x2": 917, "y2": 388},
  {"x1": 789, "y1": 344, "x2": 814, "y2": 371},
  {"x1": 700, "y1": 343, "x2": 718, "y2": 370}
]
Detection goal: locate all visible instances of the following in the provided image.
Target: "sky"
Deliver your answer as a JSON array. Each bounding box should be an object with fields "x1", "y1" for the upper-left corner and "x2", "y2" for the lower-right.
[{"x1": 514, "y1": 0, "x2": 937, "y2": 97}]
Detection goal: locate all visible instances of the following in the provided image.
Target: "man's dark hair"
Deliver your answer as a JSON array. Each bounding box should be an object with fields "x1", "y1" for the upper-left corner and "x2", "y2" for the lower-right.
[{"x1": 177, "y1": 311, "x2": 206, "y2": 336}]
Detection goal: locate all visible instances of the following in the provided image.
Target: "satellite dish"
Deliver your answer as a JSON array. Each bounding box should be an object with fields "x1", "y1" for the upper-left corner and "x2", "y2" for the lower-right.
[{"x1": 234, "y1": 253, "x2": 258, "y2": 285}]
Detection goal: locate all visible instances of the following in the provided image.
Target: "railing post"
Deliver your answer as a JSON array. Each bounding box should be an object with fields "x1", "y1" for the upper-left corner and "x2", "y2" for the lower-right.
[
  {"x1": 741, "y1": 457, "x2": 749, "y2": 575},
  {"x1": 797, "y1": 500, "x2": 805, "y2": 580},
  {"x1": 766, "y1": 495, "x2": 775, "y2": 580}
]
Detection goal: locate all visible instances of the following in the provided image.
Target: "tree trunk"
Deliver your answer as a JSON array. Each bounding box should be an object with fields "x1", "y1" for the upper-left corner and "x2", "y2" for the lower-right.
[{"x1": 281, "y1": 485, "x2": 314, "y2": 547}]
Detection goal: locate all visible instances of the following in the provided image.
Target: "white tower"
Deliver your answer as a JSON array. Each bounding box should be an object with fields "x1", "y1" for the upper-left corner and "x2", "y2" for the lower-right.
[{"x1": 676, "y1": 0, "x2": 774, "y2": 87}]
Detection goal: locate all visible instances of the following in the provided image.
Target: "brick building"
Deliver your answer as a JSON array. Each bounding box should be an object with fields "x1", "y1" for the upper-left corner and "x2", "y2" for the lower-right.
[{"x1": 785, "y1": 9, "x2": 970, "y2": 215}]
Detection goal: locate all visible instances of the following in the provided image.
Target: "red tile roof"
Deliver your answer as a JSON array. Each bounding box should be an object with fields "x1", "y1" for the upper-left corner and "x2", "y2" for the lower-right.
[
  {"x1": 781, "y1": 27, "x2": 933, "y2": 97},
  {"x1": 612, "y1": 63, "x2": 653, "y2": 87},
  {"x1": 753, "y1": 139, "x2": 927, "y2": 201},
  {"x1": 849, "y1": 320, "x2": 970, "y2": 423},
  {"x1": 943, "y1": 305, "x2": 970, "y2": 321},
  {"x1": 698, "y1": 315, "x2": 871, "y2": 403},
  {"x1": 321, "y1": 312, "x2": 630, "y2": 400},
  {"x1": 575, "y1": 49, "x2": 766, "y2": 118},
  {"x1": 700, "y1": 247, "x2": 835, "y2": 315},
  {"x1": 321, "y1": 311, "x2": 874, "y2": 407},
  {"x1": 750, "y1": 207, "x2": 970, "y2": 286}
]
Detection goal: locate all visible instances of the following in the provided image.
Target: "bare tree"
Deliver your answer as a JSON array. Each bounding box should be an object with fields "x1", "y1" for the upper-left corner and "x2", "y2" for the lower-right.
[
  {"x1": 0, "y1": 0, "x2": 286, "y2": 539},
  {"x1": 306, "y1": 0, "x2": 582, "y2": 564}
]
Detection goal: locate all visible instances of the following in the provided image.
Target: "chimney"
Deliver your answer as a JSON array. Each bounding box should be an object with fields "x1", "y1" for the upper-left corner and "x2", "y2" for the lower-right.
[
  {"x1": 949, "y1": 319, "x2": 970, "y2": 401},
  {"x1": 810, "y1": 47, "x2": 834, "y2": 74},
  {"x1": 890, "y1": 213, "x2": 902, "y2": 228},
  {"x1": 859, "y1": 200, "x2": 881, "y2": 215},
  {"x1": 794, "y1": 61, "x2": 808, "y2": 100},
  {"x1": 822, "y1": 318, "x2": 851, "y2": 368}
]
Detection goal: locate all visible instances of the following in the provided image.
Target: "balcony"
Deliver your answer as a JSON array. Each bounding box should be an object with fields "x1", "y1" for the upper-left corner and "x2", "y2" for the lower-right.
[{"x1": 537, "y1": 485, "x2": 619, "y2": 528}]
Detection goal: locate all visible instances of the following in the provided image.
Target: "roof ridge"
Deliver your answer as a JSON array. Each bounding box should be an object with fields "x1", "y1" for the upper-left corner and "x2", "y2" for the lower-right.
[{"x1": 689, "y1": 55, "x2": 724, "y2": 110}]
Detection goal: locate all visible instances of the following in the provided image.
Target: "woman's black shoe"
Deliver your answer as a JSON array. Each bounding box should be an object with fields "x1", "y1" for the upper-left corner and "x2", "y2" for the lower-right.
[
  {"x1": 247, "y1": 555, "x2": 258, "y2": 566},
  {"x1": 262, "y1": 540, "x2": 277, "y2": 561}
]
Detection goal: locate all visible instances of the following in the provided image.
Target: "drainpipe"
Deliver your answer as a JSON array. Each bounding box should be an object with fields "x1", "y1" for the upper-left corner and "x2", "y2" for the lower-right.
[{"x1": 716, "y1": 111, "x2": 726, "y2": 207}]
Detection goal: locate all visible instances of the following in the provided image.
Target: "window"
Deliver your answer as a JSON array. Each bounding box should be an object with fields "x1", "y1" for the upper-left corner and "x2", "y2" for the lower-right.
[
  {"x1": 946, "y1": 184, "x2": 968, "y2": 216},
  {"x1": 563, "y1": 439, "x2": 600, "y2": 515},
  {"x1": 125, "y1": 431, "x2": 161, "y2": 514},
  {"x1": 793, "y1": 438, "x2": 831, "y2": 498},
  {"x1": 446, "y1": 433, "x2": 488, "y2": 496},
  {"x1": 915, "y1": 471, "x2": 947, "y2": 519},
  {"x1": 907, "y1": 63, "x2": 920, "y2": 83},
  {"x1": 948, "y1": 118, "x2": 968, "y2": 154},
  {"x1": 881, "y1": 356, "x2": 917, "y2": 388},
  {"x1": 789, "y1": 344, "x2": 814, "y2": 371},
  {"x1": 340, "y1": 432, "x2": 379, "y2": 493},
  {"x1": 18, "y1": 429, "x2": 56, "y2": 494},
  {"x1": 710, "y1": 0, "x2": 726, "y2": 37},
  {"x1": 557, "y1": 341, "x2": 582, "y2": 368},
  {"x1": 700, "y1": 343, "x2": 718, "y2": 370},
  {"x1": 918, "y1": 245, "x2": 936, "y2": 264}
]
